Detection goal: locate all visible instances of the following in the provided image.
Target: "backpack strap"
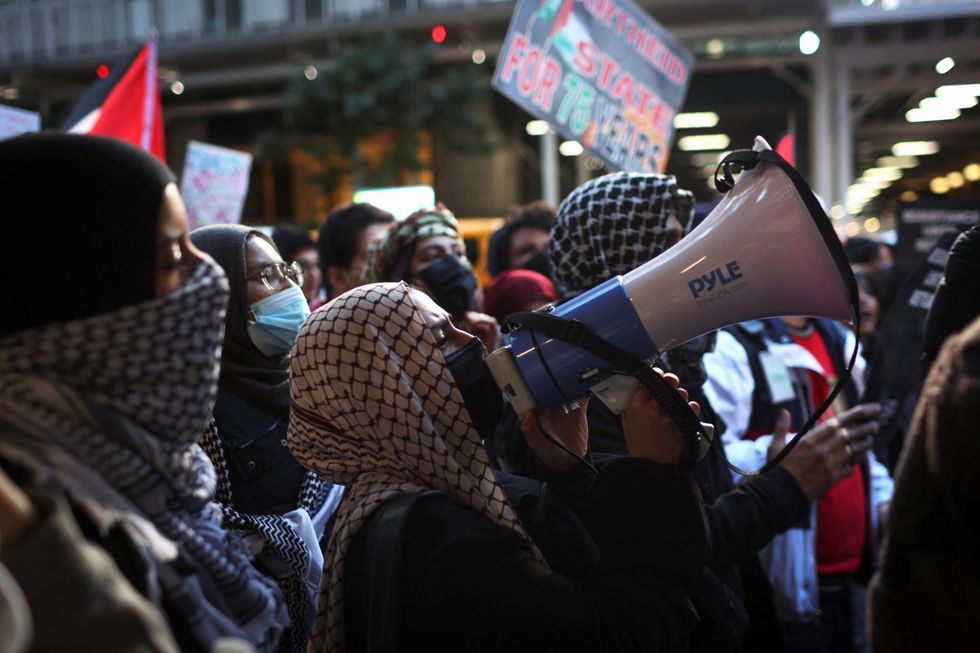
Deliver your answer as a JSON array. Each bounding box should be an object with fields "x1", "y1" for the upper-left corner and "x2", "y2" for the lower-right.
[{"x1": 364, "y1": 490, "x2": 442, "y2": 653}]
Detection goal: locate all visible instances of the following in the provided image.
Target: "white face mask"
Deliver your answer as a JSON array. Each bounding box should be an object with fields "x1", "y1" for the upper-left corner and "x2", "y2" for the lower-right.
[{"x1": 246, "y1": 284, "x2": 312, "y2": 357}]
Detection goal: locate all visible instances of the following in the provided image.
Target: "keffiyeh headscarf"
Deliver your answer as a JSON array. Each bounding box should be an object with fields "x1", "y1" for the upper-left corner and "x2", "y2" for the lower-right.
[
  {"x1": 365, "y1": 207, "x2": 460, "y2": 283},
  {"x1": 550, "y1": 172, "x2": 695, "y2": 294},
  {"x1": 288, "y1": 282, "x2": 545, "y2": 652},
  {"x1": 0, "y1": 260, "x2": 288, "y2": 651}
]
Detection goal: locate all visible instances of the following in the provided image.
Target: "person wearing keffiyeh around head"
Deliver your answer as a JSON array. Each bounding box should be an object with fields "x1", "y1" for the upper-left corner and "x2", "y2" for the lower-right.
[
  {"x1": 287, "y1": 280, "x2": 710, "y2": 653},
  {"x1": 365, "y1": 204, "x2": 501, "y2": 350},
  {"x1": 496, "y1": 172, "x2": 824, "y2": 652},
  {"x1": 0, "y1": 134, "x2": 287, "y2": 653},
  {"x1": 190, "y1": 224, "x2": 345, "y2": 653}
]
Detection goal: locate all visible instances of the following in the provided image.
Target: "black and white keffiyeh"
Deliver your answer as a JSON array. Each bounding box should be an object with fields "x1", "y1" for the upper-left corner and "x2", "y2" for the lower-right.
[
  {"x1": 0, "y1": 260, "x2": 288, "y2": 652},
  {"x1": 201, "y1": 417, "x2": 337, "y2": 653},
  {"x1": 288, "y1": 282, "x2": 546, "y2": 653},
  {"x1": 549, "y1": 172, "x2": 695, "y2": 294}
]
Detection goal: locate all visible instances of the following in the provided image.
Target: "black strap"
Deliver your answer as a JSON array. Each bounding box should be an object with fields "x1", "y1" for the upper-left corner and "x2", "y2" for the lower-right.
[
  {"x1": 502, "y1": 311, "x2": 705, "y2": 469},
  {"x1": 364, "y1": 490, "x2": 441, "y2": 653}
]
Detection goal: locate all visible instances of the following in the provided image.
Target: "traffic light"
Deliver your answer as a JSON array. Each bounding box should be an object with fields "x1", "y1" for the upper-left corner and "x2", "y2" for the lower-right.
[{"x1": 431, "y1": 25, "x2": 447, "y2": 44}]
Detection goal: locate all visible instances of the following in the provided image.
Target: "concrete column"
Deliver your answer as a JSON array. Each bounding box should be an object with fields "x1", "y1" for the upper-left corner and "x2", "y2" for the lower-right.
[
  {"x1": 541, "y1": 129, "x2": 559, "y2": 205},
  {"x1": 809, "y1": 44, "x2": 834, "y2": 207},
  {"x1": 834, "y1": 60, "x2": 854, "y2": 224}
]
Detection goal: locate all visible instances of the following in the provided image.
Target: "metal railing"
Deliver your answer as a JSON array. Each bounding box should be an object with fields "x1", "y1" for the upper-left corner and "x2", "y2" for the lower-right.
[{"x1": 0, "y1": 0, "x2": 510, "y2": 66}]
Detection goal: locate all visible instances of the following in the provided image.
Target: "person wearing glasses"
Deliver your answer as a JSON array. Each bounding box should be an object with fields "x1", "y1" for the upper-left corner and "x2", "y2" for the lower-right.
[{"x1": 191, "y1": 225, "x2": 344, "y2": 653}]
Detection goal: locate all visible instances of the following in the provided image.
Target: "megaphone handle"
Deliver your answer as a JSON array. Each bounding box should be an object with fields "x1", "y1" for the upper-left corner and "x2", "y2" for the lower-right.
[{"x1": 503, "y1": 311, "x2": 706, "y2": 469}]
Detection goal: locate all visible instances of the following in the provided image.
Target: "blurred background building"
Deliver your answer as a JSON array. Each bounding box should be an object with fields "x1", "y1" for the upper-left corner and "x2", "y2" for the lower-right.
[{"x1": 1, "y1": 0, "x2": 978, "y2": 240}]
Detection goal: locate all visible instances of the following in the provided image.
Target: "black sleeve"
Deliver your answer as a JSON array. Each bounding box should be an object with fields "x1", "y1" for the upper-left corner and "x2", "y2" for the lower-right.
[
  {"x1": 704, "y1": 465, "x2": 809, "y2": 574},
  {"x1": 390, "y1": 458, "x2": 708, "y2": 653}
]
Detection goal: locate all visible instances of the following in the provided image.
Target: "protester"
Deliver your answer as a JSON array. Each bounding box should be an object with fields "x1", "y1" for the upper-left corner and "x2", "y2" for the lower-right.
[
  {"x1": 483, "y1": 269, "x2": 558, "y2": 323},
  {"x1": 845, "y1": 236, "x2": 899, "y2": 315},
  {"x1": 191, "y1": 224, "x2": 344, "y2": 653},
  {"x1": 0, "y1": 134, "x2": 286, "y2": 652},
  {"x1": 317, "y1": 203, "x2": 394, "y2": 300},
  {"x1": 853, "y1": 266, "x2": 884, "y2": 362},
  {"x1": 868, "y1": 318, "x2": 980, "y2": 652},
  {"x1": 273, "y1": 224, "x2": 325, "y2": 310},
  {"x1": 366, "y1": 205, "x2": 500, "y2": 349},
  {"x1": 704, "y1": 315, "x2": 893, "y2": 653},
  {"x1": 287, "y1": 281, "x2": 709, "y2": 652},
  {"x1": 539, "y1": 172, "x2": 849, "y2": 651},
  {"x1": 487, "y1": 201, "x2": 555, "y2": 279}
]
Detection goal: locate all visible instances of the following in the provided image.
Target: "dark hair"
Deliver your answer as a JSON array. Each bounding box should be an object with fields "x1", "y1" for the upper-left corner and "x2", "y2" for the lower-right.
[
  {"x1": 845, "y1": 237, "x2": 881, "y2": 265},
  {"x1": 489, "y1": 201, "x2": 556, "y2": 277},
  {"x1": 271, "y1": 224, "x2": 315, "y2": 263},
  {"x1": 317, "y1": 203, "x2": 394, "y2": 282}
]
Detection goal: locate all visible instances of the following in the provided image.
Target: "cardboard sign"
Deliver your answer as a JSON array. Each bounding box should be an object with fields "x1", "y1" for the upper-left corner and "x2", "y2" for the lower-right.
[
  {"x1": 180, "y1": 141, "x2": 253, "y2": 230},
  {"x1": 0, "y1": 105, "x2": 41, "y2": 140},
  {"x1": 493, "y1": 0, "x2": 693, "y2": 173}
]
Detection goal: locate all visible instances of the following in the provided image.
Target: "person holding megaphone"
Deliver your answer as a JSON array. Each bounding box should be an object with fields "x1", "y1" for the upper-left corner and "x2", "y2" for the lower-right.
[{"x1": 287, "y1": 281, "x2": 711, "y2": 653}]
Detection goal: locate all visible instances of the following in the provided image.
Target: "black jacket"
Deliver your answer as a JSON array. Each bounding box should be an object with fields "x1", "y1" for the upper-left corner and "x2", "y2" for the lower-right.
[{"x1": 344, "y1": 458, "x2": 709, "y2": 653}]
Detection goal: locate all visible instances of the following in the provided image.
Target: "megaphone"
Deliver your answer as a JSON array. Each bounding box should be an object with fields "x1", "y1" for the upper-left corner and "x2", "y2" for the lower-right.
[{"x1": 487, "y1": 137, "x2": 857, "y2": 421}]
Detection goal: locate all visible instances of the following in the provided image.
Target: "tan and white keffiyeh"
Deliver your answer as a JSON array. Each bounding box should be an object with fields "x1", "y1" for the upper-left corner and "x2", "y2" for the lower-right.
[{"x1": 288, "y1": 282, "x2": 545, "y2": 652}]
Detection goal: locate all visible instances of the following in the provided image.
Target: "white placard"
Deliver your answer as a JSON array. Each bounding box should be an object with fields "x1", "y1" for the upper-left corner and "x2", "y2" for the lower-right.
[
  {"x1": 180, "y1": 140, "x2": 253, "y2": 230},
  {"x1": 0, "y1": 105, "x2": 41, "y2": 140}
]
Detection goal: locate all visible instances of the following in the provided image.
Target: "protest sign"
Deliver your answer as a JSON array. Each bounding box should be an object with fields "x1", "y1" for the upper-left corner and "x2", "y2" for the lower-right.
[
  {"x1": 180, "y1": 141, "x2": 253, "y2": 230},
  {"x1": 0, "y1": 105, "x2": 41, "y2": 140},
  {"x1": 493, "y1": 0, "x2": 693, "y2": 173},
  {"x1": 894, "y1": 199, "x2": 979, "y2": 273}
]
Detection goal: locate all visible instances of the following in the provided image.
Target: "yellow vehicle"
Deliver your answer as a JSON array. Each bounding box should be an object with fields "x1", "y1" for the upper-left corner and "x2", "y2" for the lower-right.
[{"x1": 458, "y1": 216, "x2": 505, "y2": 287}]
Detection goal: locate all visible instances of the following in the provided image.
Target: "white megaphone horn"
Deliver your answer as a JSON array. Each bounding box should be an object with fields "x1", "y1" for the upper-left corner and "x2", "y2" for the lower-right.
[{"x1": 486, "y1": 136, "x2": 858, "y2": 421}]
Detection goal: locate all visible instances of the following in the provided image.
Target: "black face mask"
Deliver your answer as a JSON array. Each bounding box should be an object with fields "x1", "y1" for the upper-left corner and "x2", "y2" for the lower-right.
[
  {"x1": 521, "y1": 249, "x2": 552, "y2": 279},
  {"x1": 444, "y1": 338, "x2": 502, "y2": 442},
  {"x1": 419, "y1": 255, "x2": 478, "y2": 320},
  {"x1": 664, "y1": 331, "x2": 717, "y2": 390}
]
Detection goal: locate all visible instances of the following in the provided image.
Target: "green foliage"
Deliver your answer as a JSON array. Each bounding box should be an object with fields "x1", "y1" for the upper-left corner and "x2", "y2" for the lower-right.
[{"x1": 258, "y1": 32, "x2": 497, "y2": 193}]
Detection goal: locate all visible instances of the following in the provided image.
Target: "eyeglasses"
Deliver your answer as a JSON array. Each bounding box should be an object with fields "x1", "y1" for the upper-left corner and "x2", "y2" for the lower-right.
[{"x1": 248, "y1": 261, "x2": 304, "y2": 291}]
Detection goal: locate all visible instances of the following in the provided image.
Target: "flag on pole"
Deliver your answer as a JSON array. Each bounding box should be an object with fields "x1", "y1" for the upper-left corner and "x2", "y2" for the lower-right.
[
  {"x1": 62, "y1": 33, "x2": 165, "y2": 162},
  {"x1": 775, "y1": 131, "x2": 795, "y2": 167}
]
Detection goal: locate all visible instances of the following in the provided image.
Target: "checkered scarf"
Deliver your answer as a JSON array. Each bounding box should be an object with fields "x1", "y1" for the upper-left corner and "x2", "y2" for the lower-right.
[
  {"x1": 0, "y1": 260, "x2": 287, "y2": 652},
  {"x1": 288, "y1": 282, "x2": 545, "y2": 652},
  {"x1": 550, "y1": 172, "x2": 695, "y2": 293},
  {"x1": 365, "y1": 207, "x2": 460, "y2": 283}
]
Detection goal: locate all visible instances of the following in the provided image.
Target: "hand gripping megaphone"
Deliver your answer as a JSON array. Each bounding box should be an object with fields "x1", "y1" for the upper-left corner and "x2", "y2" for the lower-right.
[{"x1": 486, "y1": 137, "x2": 859, "y2": 469}]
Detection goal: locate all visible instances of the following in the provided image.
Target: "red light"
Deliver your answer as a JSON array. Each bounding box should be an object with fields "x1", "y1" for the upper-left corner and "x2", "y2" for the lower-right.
[
  {"x1": 96, "y1": 64, "x2": 109, "y2": 79},
  {"x1": 431, "y1": 25, "x2": 447, "y2": 44}
]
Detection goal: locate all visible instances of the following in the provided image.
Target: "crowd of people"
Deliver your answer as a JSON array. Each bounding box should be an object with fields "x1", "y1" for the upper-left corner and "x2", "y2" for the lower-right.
[{"x1": 0, "y1": 133, "x2": 977, "y2": 653}]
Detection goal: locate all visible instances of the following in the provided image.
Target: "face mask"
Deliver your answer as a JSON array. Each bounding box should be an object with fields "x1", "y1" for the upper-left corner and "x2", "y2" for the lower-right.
[
  {"x1": 521, "y1": 249, "x2": 552, "y2": 279},
  {"x1": 444, "y1": 338, "x2": 502, "y2": 442},
  {"x1": 664, "y1": 331, "x2": 717, "y2": 390},
  {"x1": 418, "y1": 255, "x2": 478, "y2": 320},
  {"x1": 246, "y1": 284, "x2": 311, "y2": 357}
]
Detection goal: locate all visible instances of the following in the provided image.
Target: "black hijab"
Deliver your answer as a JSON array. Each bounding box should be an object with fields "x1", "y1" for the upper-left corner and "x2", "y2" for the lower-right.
[
  {"x1": 190, "y1": 224, "x2": 290, "y2": 413},
  {"x1": 2, "y1": 134, "x2": 174, "y2": 337}
]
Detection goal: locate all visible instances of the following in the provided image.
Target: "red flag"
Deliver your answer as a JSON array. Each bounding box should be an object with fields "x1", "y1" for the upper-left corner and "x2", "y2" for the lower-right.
[
  {"x1": 776, "y1": 131, "x2": 795, "y2": 167},
  {"x1": 62, "y1": 35, "x2": 165, "y2": 162}
]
